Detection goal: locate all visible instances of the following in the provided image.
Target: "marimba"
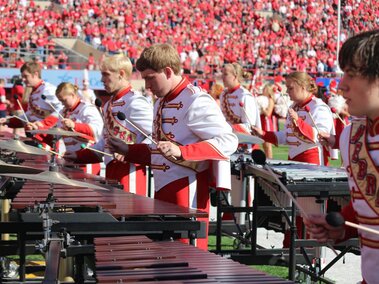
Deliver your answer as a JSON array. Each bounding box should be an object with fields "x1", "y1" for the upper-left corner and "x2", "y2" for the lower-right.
[
  {"x1": 94, "y1": 235, "x2": 293, "y2": 283},
  {"x1": 0, "y1": 146, "x2": 208, "y2": 283}
]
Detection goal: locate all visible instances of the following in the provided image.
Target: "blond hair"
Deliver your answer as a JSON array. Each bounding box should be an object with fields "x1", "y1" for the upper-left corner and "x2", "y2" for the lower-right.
[
  {"x1": 286, "y1": 72, "x2": 318, "y2": 94},
  {"x1": 56, "y1": 82, "x2": 79, "y2": 97},
  {"x1": 100, "y1": 54, "x2": 133, "y2": 79},
  {"x1": 224, "y1": 63, "x2": 249, "y2": 83},
  {"x1": 136, "y1": 43, "x2": 181, "y2": 75},
  {"x1": 262, "y1": 83, "x2": 275, "y2": 99}
]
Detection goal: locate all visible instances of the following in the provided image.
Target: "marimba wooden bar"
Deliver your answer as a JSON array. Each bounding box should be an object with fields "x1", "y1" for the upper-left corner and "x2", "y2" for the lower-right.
[{"x1": 94, "y1": 236, "x2": 293, "y2": 283}]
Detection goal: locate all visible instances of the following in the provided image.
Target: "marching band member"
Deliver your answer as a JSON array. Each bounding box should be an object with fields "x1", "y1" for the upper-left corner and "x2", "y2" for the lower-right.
[
  {"x1": 252, "y1": 71, "x2": 335, "y2": 247},
  {"x1": 109, "y1": 43, "x2": 238, "y2": 250},
  {"x1": 72, "y1": 54, "x2": 154, "y2": 196},
  {"x1": 220, "y1": 62, "x2": 261, "y2": 136},
  {"x1": 0, "y1": 62, "x2": 63, "y2": 131},
  {"x1": 252, "y1": 71, "x2": 335, "y2": 166},
  {"x1": 305, "y1": 29, "x2": 379, "y2": 284},
  {"x1": 219, "y1": 63, "x2": 261, "y2": 224},
  {"x1": 53, "y1": 82, "x2": 103, "y2": 174},
  {"x1": 256, "y1": 83, "x2": 276, "y2": 159}
]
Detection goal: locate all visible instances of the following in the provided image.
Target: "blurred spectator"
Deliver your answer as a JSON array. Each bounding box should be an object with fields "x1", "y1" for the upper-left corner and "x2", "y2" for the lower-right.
[
  {"x1": 78, "y1": 79, "x2": 96, "y2": 104},
  {"x1": 87, "y1": 52, "x2": 95, "y2": 70},
  {"x1": 0, "y1": 78, "x2": 8, "y2": 119},
  {"x1": 0, "y1": 0, "x2": 377, "y2": 73},
  {"x1": 57, "y1": 51, "x2": 68, "y2": 69}
]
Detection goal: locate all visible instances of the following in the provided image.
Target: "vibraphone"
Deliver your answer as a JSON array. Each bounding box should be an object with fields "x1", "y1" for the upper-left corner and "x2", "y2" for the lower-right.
[
  {"x1": 243, "y1": 160, "x2": 357, "y2": 282},
  {"x1": 94, "y1": 235, "x2": 293, "y2": 283}
]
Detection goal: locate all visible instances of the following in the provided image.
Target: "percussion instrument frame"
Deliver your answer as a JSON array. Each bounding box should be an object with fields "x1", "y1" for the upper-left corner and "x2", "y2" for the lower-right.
[{"x1": 212, "y1": 159, "x2": 359, "y2": 283}]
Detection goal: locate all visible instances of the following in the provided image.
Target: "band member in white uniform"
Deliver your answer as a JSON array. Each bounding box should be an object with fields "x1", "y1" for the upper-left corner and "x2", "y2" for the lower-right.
[
  {"x1": 1, "y1": 62, "x2": 62, "y2": 131},
  {"x1": 219, "y1": 63, "x2": 261, "y2": 224},
  {"x1": 53, "y1": 82, "x2": 103, "y2": 174},
  {"x1": 109, "y1": 44, "x2": 238, "y2": 250},
  {"x1": 253, "y1": 71, "x2": 335, "y2": 247},
  {"x1": 306, "y1": 29, "x2": 379, "y2": 284},
  {"x1": 73, "y1": 54, "x2": 153, "y2": 196}
]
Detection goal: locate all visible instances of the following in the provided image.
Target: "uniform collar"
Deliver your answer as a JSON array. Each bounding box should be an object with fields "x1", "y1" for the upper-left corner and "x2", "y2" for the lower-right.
[
  {"x1": 368, "y1": 116, "x2": 379, "y2": 136},
  {"x1": 32, "y1": 80, "x2": 43, "y2": 92},
  {"x1": 226, "y1": 84, "x2": 240, "y2": 95},
  {"x1": 69, "y1": 98, "x2": 81, "y2": 112},
  {"x1": 298, "y1": 95, "x2": 313, "y2": 108},
  {"x1": 112, "y1": 86, "x2": 131, "y2": 101},
  {"x1": 164, "y1": 77, "x2": 189, "y2": 102}
]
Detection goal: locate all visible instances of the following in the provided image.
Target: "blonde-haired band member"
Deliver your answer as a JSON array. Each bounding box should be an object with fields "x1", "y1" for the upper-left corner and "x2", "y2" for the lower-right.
[
  {"x1": 73, "y1": 53, "x2": 154, "y2": 196},
  {"x1": 47, "y1": 82, "x2": 104, "y2": 175}
]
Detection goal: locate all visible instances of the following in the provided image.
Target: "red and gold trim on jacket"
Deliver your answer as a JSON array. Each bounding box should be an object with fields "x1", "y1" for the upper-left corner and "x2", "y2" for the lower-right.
[
  {"x1": 220, "y1": 85, "x2": 242, "y2": 124},
  {"x1": 153, "y1": 77, "x2": 228, "y2": 172},
  {"x1": 104, "y1": 86, "x2": 137, "y2": 144},
  {"x1": 28, "y1": 81, "x2": 53, "y2": 119},
  {"x1": 291, "y1": 96, "x2": 316, "y2": 143},
  {"x1": 348, "y1": 119, "x2": 379, "y2": 229}
]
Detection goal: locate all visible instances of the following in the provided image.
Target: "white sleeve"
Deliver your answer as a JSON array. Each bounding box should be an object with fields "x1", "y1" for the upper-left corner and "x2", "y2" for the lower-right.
[
  {"x1": 80, "y1": 104, "x2": 104, "y2": 142},
  {"x1": 241, "y1": 93, "x2": 261, "y2": 129},
  {"x1": 186, "y1": 94, "x2": 238, "y2": 157},
  {"x1": 127, "y1": 95, "x2": 154, "y2": 144}
]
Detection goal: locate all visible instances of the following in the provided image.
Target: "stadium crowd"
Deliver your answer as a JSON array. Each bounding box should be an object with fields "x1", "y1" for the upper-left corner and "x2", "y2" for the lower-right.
[{"x1": 0, "y1": 0, "x2": 378, "y2": 75}]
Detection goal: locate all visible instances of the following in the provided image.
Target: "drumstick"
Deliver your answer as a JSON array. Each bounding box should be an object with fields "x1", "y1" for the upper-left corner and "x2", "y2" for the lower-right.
[
  {"x1": 37, "y1": 144, "x2": 62, "y2": 158},
  {"x1": 326, "y1": 212, "x2": 379, "y2": 236},
  {"x1": 95, "y1": 98, "x2": 104, "y2": 117},
  {"x1": 116, "y1": 112, "x2": 177, "y2": 160},
  {"x1": 13, "y1": 95, "x2": 29, "y2": 123},
  {"x1": 116, "y1": 112, "x2": 157, "y2": 145},
  {"x1": 330, "y1": 107, "x2": 347, "y2": 126},
  {"x1": 81, "y1": 144, "x2": 113, "y2": 157},
  {"x1": 252, "y1": 149, "x2": 339, "y2": 256},
  {"x1": 41, "y1": 95, "x2": 65, "y2": 120},
  {"x1": 239, "y1": 101, "x2": 255, "y2": 127},
  {"x1": 41, "y1": 95, "x2": 91, "y2": 141},
  {"x1": 304, "y1": 105, "x2": 321, "y2": 135}
]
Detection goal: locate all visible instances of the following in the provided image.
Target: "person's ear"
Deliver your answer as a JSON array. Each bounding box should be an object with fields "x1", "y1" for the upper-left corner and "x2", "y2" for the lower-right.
[
  {"x1": 119, "y1": 69, "x2": 126, "y2": 80},
  {"x1": 163, "y1": 67, "x2": 173, "y2": 79}
]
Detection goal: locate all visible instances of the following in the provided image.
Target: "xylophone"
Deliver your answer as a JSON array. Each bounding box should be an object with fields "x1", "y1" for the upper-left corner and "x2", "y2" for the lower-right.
[{"x1": 94, "y1": 235, "x2": 293, "y2": 283}]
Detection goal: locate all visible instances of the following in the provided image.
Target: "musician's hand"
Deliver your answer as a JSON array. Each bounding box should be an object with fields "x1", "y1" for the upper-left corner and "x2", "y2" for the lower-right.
[
  {"x1": 304, "y1": 214, "x2": 345, "y2": 243},
  {"x1": 0, "y1": 117, "x2": 6, "y2": 124},
  {"x1": 288, "y1": 108, "x2": 299, "y2": 122},
  {"x1": 251, "y1": 125, "x2": 264, "y2": 137},
  {"x1": 157, "y1": 141, "x2": 182, "y2": 159},
  {"x1": 108, "y1": 136, "x2": 129, "y2": 155},
  {"x1": 63, "y1": 151, "x2": 77, "y2": 161},
  {"x1": 318, "y1": 132, "x2": 336, "y2": 147},
  {"x1": 114, "y1": 153, "x2": 127, "y2": 163},
  {"x1": 25, "y1": 122, "x2": 40, "y2": 130},
  {"x1": 61, "y1": 119, "x2": 75, "y2": 130}
]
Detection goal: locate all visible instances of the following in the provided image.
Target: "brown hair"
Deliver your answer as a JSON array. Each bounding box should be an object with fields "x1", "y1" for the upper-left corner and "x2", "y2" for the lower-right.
[
  {"x1": 20, "y1": 62, "x2": 41, "y2": 78},
  {"x1": 136, "y1": 43, "x2": 181, "y2": 75},
  {"x1": 339, "y1": 29, "x2": 379, "y2": 81},
  {"x1": 286, "y1": 72, "x2": 318, "y2": 94}
]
